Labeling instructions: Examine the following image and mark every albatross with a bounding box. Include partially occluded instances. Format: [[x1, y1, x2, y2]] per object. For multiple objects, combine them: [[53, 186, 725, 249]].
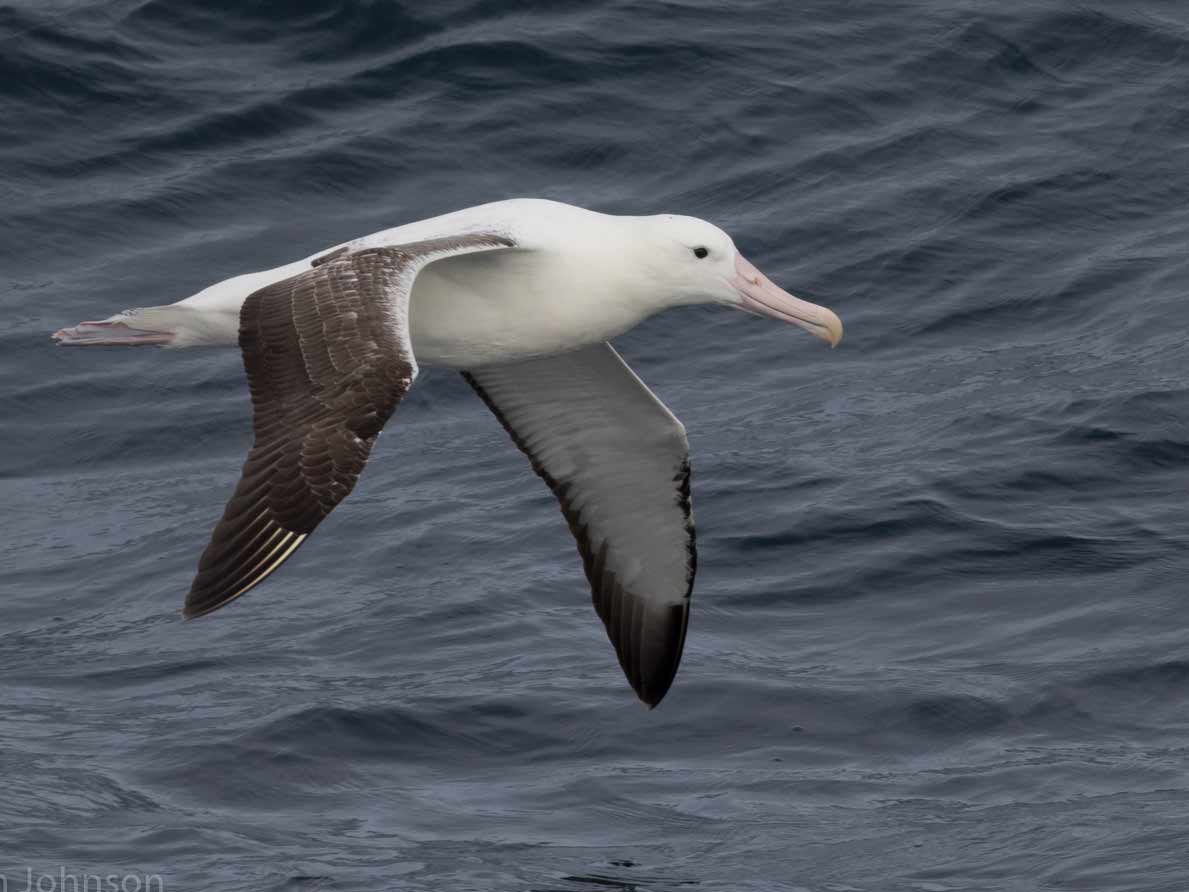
[[53, 198, 843, 707]]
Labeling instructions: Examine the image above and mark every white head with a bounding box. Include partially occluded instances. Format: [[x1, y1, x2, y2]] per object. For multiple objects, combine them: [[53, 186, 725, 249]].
[[635, 213, 843, 347]]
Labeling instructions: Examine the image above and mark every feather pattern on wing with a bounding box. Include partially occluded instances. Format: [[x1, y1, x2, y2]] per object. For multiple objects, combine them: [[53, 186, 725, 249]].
[[185, 233, 514, 618], [463, 343, 695, 706]]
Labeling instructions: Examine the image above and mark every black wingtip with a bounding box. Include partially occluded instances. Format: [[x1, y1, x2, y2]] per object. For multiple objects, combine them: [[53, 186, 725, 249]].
[[181, 572, 272, 620], [633, 662, 680, 709], [181, 521, 311, 620], [181, 596, 222, 620], [641, 690, 668, 710], [608, 599, 689, 710], [181, 601, 215, 620]]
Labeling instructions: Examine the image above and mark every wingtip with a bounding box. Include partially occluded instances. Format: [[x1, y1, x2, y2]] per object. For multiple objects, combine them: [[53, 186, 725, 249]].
[[182, 530, 309, 621], [641, 693, 666, 710], [601, 594, 688, 713], [636, 677, 676, 710], [181, 596, 219, 620], [181, 586, 248, 621]]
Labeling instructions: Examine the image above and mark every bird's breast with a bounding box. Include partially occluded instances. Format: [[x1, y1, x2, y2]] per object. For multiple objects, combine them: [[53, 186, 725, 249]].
[[407, 254, 648, 369]]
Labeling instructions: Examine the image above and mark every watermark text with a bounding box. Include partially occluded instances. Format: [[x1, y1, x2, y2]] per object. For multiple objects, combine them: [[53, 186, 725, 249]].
[[2, 869, 163, 892]]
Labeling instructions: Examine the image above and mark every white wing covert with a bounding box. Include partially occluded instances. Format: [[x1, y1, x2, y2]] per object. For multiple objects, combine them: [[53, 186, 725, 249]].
[[464, 343, 695, 707]]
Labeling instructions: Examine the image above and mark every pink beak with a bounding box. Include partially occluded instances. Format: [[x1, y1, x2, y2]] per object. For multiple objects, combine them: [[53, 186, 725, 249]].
[[732, 254, 843, 347]]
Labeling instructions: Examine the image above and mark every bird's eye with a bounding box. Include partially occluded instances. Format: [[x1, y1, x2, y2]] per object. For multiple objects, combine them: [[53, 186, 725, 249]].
[[693, 246, 709, 259]]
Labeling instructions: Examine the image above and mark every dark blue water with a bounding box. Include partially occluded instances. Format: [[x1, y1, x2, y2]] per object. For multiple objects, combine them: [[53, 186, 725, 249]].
[[3, 1, 1189, 889]]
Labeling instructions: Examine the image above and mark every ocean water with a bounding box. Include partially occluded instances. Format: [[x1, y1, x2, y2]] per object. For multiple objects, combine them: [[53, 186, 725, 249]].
[[3, 1, 1189, 889]]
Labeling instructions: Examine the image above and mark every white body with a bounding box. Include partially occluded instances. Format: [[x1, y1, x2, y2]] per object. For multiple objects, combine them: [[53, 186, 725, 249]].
[[166, 199, 690, 367], [56, 197, 842, 359]]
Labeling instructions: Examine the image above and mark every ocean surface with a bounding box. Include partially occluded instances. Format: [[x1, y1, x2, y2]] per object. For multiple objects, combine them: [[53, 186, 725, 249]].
[[3, 1, 1188, 889]]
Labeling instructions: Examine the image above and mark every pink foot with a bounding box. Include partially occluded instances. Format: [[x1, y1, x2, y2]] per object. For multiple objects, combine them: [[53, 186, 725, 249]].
[[52, 320, 175, 347]]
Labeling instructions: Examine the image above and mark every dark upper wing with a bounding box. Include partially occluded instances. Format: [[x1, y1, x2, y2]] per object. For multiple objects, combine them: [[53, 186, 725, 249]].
[[185, 233, 513, 618], [463, 344, 695, 707]]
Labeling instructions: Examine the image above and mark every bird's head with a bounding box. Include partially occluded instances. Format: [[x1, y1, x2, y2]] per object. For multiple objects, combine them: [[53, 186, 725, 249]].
[[640, 214, 843, 347]]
